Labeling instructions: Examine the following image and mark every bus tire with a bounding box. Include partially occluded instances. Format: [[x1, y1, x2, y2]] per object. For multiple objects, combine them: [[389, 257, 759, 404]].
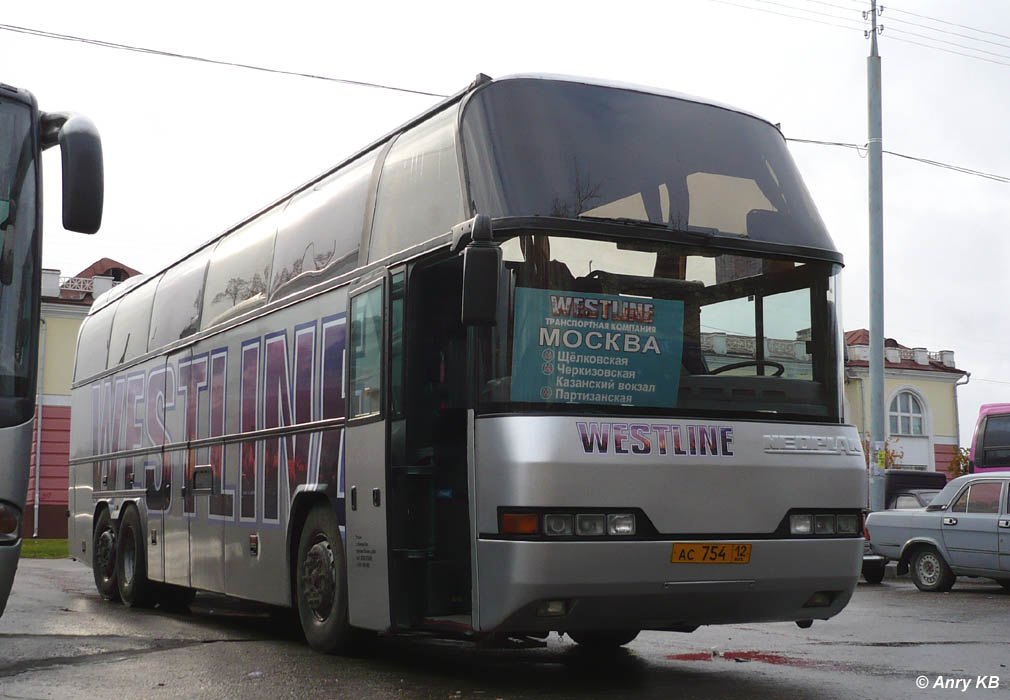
[[115, 506, 153, 607], [568, 629, 640, 649], [862, 560, 886, 584], [909, 547, 955, 593], [92, 508, 120, 602], [296, 503, 351, 654]]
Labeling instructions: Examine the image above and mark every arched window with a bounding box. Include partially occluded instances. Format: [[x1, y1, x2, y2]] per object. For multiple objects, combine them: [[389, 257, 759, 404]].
[[889, 391, 924, 435]]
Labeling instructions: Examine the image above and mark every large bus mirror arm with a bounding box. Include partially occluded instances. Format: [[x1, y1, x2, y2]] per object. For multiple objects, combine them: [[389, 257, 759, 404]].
[[460, 214, 500, 327], [40, 111, 104, 234]]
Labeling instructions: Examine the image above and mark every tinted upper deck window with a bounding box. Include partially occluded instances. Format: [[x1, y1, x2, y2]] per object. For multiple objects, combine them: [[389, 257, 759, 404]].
[[149, 247, 212, 350], [369, 107, 464, 262], [271, 152, 375, 299], [75, 300, 119, 380], [107, 275, 160, 368], [202, 209, 279, 329], [461, 79, 834, 252]]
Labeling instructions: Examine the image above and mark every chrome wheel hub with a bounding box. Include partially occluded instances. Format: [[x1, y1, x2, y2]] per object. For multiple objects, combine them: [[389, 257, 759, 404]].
[[302, 538, 336, 622]]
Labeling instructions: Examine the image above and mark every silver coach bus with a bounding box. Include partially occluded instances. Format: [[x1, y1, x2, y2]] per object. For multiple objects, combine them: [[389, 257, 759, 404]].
[[69, 74, 864, 652]]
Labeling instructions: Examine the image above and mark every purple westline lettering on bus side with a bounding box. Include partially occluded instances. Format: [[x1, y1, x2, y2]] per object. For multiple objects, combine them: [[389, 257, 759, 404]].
[[108, 376, 127, 490], [240, 339, 260, 521], [124, 372, 146, 488], [575, 422, 735, 458], [209, 349, 233, 518], [263, 332, 288, 522], [319, 315, 346, 498], [178, 354, 209, 515]]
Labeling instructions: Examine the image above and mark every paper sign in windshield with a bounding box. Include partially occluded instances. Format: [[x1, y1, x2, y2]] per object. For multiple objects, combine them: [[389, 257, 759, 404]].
[[510, 289, 684, 407]]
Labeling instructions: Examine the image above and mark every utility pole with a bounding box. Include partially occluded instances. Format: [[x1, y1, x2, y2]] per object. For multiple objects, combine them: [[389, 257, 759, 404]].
[[867, 0, 886, 511]]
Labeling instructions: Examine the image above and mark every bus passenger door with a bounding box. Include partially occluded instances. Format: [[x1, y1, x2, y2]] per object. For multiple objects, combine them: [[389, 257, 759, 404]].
[[343, 277, 391, 630]]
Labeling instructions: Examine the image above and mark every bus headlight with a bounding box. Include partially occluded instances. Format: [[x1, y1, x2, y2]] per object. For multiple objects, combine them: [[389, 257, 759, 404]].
[[544, 514, 573, 536], [789, 514, 813, 535], [607, 513, 636, 536], [836, 514, 860, 535], [814, 514, 836, 535], [0, 502, 22, 544], [576, 514, 606, 536]]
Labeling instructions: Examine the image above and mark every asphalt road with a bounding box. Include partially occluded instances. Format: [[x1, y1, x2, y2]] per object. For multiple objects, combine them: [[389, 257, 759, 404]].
[[1, 559, 1008, 699]]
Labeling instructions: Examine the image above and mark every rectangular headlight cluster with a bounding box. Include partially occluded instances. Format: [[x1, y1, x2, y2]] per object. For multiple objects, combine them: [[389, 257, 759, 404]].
[[789, 512, 861, 536], [504, 511, 636, 537]]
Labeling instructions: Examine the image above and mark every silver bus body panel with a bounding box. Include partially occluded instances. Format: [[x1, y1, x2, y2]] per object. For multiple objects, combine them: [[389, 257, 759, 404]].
[[0, 420, 33, 615], [474, 416, 865, 534], [344, 418, 391, 630], [473, 415, 864, 632], [70, 283, 353, 608]]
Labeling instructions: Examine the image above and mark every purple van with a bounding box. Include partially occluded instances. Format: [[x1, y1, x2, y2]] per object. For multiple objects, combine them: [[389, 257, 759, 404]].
[[969, 403, 1010, 472]]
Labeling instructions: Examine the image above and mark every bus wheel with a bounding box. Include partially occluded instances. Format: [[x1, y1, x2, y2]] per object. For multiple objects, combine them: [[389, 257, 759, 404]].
[[568, 629, 640, 650], [115, 506, 153, 607], [92, 509, 120, 602], [909, 547, 955, 592], [296, 503, 351, 653]]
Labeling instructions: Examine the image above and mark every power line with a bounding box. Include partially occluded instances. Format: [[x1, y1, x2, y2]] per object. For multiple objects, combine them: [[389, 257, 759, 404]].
[[0, 22, 449, 98], [740, 0, 866, 27], [883, 15, 1010, 52], [884, 24, 1010, 62], [886, 35, 1010, 69], [787, 138, 1010, 184], [884, 3, 1010, 43], [704, 0, 865, 33]]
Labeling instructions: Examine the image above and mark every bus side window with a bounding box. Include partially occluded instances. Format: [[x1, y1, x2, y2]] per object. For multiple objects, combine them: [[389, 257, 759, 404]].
[[149, 247, 212, 352], [106, 274, 160, 368], [75, 301, 119, 381], [368, 107, 464, 263], [271, 152, 376, 301], [201, 210, 279, 329]]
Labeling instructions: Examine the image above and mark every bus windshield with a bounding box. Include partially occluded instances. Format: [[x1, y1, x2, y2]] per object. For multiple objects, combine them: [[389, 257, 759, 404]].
[[462, 79, 833, 252], [0, 98, 38, 410], [479, 233, 841, 421]]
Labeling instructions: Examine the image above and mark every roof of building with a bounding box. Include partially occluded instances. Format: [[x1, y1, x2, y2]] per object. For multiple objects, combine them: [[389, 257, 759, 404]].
[[844, 328, 963, 374]]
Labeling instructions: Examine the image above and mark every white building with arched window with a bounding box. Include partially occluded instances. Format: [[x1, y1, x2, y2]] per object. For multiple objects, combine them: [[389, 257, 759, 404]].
[[843, 329, 968, 478]]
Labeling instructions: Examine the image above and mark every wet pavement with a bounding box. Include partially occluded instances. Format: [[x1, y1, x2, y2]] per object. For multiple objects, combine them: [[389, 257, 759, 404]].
[[1, 559, 1008, 699]]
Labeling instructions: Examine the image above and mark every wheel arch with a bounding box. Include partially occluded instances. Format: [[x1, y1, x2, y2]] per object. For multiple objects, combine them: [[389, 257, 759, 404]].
[[287, 492, 336, 608]]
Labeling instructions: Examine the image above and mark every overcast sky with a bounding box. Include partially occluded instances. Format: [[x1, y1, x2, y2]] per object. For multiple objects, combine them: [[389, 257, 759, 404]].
[[2, 0, 1007, 446]]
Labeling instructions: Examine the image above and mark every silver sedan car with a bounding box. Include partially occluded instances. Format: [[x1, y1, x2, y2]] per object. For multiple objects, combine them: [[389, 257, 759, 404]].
[[866, 471, 1010, 592]]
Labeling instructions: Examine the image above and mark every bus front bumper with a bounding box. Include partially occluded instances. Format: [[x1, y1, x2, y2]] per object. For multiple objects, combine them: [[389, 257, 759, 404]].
[[0, 540, 22, 616], [476, 537, 861, 633]]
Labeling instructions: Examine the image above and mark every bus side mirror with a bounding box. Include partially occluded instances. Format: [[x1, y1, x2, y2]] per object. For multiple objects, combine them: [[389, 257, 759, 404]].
[[41, 112, 104, 234], [461, 214, 500, 326]]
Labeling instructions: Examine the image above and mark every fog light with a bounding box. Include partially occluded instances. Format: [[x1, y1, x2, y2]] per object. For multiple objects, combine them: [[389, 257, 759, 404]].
[[607, 513, 636, 536], [814, 514, 835, 535], [544, 514, 573, 536], [789, 514, 812, 535], [836, 514, 859, 535], [576, 514, 606, 536], [536, 600, 568, 617], [0, 502, 21, 544], [802, 591, 837, 608]]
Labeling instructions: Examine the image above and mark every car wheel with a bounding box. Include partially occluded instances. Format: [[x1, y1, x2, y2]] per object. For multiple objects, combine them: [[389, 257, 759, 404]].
[[862, 561, 886, 584], [92, 509, 120, 601], [296, 503, 352, 653], [116, 506, 153, 607], [909, 548, 955, 592], [568, 629, 640, 650]]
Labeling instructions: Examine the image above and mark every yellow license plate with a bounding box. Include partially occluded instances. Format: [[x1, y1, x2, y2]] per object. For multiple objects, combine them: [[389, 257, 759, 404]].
[[671, 543, 751, 564]]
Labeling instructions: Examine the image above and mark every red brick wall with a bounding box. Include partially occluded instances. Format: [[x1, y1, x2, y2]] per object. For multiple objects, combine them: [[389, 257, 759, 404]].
[[22, 405, 71, 538], [934, 444, 957, 481]]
